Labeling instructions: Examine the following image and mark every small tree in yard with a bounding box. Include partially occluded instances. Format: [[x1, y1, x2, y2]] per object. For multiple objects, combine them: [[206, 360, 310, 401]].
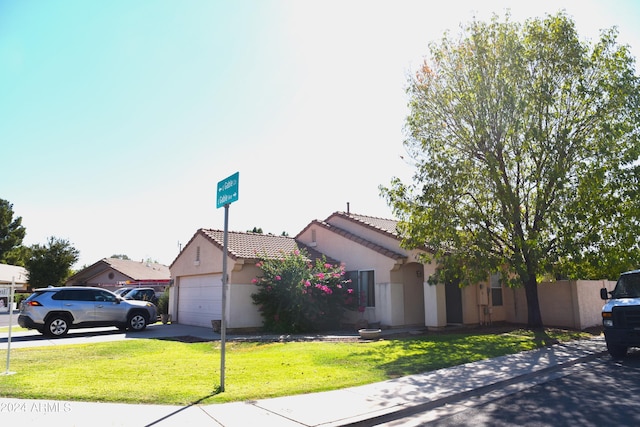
[[26, 237, 80, 288], [251, 249, 357, 333], [382, 12, 640, 329]]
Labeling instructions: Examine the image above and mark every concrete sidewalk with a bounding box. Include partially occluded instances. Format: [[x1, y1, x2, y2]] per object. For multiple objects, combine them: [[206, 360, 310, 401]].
[[0, 324, 608, 426]]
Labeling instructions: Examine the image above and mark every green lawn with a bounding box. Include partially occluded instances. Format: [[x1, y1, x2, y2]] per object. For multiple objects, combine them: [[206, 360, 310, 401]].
[[0, 328, 591, 405]]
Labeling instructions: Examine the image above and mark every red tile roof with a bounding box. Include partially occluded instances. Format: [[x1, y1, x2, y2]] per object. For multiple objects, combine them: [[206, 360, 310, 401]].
[[331, 211, 400, 238], [197, 229, 338, 264]]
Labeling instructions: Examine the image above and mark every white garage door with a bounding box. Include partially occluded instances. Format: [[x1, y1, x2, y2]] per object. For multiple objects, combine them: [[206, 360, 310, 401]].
[[177, 274, 222, 328]]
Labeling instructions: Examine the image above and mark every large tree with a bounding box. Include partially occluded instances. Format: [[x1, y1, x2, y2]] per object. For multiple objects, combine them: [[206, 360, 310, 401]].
[[0, 198, 27, 266], [382, 13, 640, 328], [26, 237, 80, 288]]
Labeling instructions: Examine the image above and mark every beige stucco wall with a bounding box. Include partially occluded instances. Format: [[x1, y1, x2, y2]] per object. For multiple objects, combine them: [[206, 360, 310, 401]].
[[500, 279, 616, 329], [327, 216, 410, 257], [170, 234, 264, 330], [298, 224, 405, 326]]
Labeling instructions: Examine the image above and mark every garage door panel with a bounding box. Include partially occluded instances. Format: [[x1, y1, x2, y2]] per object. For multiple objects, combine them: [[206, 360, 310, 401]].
[[178, 274, 222, 328]]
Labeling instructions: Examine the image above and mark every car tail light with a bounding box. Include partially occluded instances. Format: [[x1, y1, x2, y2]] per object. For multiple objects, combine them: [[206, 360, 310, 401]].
[[26, 301, 42, 306]]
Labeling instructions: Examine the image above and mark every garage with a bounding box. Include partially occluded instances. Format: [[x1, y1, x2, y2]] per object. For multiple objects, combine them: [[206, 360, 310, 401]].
[[176, 274, 222, 328]]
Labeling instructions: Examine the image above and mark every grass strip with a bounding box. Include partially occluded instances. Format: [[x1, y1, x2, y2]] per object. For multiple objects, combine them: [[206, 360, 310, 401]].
[[0, 328, 590, 405]]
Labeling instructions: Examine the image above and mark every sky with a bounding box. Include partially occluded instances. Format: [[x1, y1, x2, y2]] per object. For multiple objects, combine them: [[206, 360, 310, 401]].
[[1, 0, 639, 269]]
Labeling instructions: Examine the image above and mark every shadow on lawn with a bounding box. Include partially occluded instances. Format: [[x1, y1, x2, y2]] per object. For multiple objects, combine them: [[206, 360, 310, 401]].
[[145, 389, 222, 427]]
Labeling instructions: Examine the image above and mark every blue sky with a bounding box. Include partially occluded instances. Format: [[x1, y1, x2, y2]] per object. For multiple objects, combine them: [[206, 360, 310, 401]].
[[1, 0, 639, 269]]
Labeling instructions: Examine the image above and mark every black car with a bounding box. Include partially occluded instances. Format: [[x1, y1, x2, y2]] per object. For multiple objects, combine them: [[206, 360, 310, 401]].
[[123, 287, 160, 305]]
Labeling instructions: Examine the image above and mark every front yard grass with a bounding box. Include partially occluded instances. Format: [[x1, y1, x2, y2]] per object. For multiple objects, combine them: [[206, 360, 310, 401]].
[[0, 328, 591, 405]]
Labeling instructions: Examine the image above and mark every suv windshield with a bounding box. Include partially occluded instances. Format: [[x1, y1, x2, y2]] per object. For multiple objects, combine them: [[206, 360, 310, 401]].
[[612, 272, 640, 298]]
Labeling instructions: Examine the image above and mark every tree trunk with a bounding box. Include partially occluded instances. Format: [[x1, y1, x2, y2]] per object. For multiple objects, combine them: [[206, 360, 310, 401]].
[[523, 275, 543, 329]]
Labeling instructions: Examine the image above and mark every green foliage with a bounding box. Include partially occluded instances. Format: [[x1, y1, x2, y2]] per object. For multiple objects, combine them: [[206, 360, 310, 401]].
[[110, 254, 130, 260], [0, 198, 27, 266], [381, 12, 640, 327], [157, 288, 169, 315], [251, 249, 357, 332], [25, 237, 80, 288]]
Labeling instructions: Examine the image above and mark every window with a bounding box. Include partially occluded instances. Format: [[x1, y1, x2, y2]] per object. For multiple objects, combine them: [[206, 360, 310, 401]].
[[490, 273, 503, 306], [52, 290, 94, 301], [196, 246, 200, 262], [94, 290, 117, 302], [346, 270, 375, 307]]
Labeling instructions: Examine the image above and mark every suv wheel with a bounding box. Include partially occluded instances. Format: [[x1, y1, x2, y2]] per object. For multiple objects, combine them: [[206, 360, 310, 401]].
[[128, 312, 148, 331], [45, 315, 70, 337]]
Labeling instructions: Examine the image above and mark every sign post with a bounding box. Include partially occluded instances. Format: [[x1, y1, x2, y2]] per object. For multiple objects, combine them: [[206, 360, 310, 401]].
[[1, 280, 16, 376], [216, 172, 239, 392]]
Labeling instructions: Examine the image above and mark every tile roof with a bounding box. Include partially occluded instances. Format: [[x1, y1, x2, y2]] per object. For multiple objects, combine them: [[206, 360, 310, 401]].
[[198, 229, 338, 264], [103, 258, 170, 280], [0, 263, 29, 284], [67, 258, 170, 284], [332, 211, 400, 238]]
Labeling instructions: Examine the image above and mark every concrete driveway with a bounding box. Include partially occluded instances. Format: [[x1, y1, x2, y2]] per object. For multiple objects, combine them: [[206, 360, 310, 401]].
[[1, 321, 220, 350]]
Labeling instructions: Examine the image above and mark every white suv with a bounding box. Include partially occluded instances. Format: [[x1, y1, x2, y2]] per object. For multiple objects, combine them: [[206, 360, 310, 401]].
[[18, 287, 157, 337], [601, 270, 640, 358]]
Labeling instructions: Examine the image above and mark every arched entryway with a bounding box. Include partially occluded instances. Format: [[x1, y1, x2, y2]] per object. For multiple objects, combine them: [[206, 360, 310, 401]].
[[402, 263, 426, 325]]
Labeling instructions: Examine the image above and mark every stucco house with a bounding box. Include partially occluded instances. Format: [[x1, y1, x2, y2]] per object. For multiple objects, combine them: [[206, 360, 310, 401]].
[[0, 263, 29, 289], [66, 257, 170, 292], [168, 229, 332, 329], [169, 211, 609, 332], [0, 263, 29, 310]]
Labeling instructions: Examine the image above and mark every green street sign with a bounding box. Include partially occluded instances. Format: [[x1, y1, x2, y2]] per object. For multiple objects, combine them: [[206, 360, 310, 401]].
[[216, 172, 239, 208]]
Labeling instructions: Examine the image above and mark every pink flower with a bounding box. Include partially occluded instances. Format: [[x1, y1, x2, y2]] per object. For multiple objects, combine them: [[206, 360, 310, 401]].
[[275, 275, 281, 281], [317, 273, 325, 280], [251, 278, 258, 284], [324, 263, 332, 269], [304, 280, 311, 287], [347, 288, 354, 294]]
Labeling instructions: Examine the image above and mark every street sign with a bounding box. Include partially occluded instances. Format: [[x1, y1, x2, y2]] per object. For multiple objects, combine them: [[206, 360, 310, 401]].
[[216, 172, 239, 208], [215, 171, 239, 391]]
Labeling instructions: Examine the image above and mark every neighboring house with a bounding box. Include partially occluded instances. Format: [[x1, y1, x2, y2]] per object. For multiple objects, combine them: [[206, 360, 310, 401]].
[[66, 258, 170, 293], [0, 263, 29, 289], [0, 263, 29, 310], [170, 211, 611, 331]]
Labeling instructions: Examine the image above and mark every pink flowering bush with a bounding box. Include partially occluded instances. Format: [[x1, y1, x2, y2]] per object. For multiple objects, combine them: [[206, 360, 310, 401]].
[[251, 249, 357, 332]]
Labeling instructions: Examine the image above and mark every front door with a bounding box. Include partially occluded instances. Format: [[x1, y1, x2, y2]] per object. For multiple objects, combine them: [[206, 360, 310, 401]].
[[445, 279, 463, 324]]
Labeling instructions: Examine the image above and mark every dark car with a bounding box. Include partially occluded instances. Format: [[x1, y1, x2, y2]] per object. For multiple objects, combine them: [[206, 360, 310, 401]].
[[123, 287, 160, 305]]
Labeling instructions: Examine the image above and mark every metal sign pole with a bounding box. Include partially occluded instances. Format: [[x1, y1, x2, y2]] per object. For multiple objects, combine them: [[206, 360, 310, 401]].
[[220, 204, 229, 392], [216, 171, 238, 393]]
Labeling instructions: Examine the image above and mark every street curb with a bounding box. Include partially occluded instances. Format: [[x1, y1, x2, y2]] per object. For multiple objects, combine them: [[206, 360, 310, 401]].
[[340, 347, 608, 427]]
